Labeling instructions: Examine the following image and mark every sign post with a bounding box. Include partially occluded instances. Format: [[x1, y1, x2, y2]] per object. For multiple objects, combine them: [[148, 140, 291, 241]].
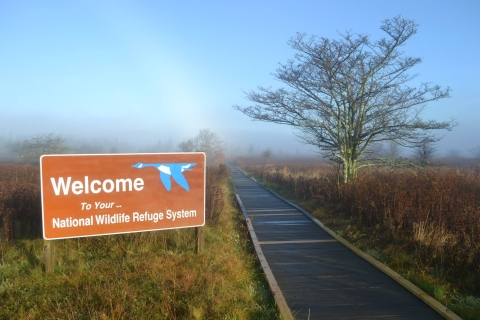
[[44, 240, 54, 274], [196, 227, 205, 253], [40, 153, 206, 271]]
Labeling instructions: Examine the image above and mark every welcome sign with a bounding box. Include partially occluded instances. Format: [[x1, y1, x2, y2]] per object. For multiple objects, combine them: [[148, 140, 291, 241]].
[[40, 153, 205, 240]]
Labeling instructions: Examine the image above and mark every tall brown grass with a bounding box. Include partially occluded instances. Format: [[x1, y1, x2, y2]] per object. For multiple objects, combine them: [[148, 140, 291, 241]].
[[0, 165, 41, 243], [205, 164, 229, 226], [0, 163, 278, 319], [242, 162, 480, 294], [0, 163, 229, 242]]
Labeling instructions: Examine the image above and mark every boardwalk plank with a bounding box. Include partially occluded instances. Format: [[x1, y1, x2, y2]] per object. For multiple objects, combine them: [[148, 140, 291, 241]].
[[229, 166, 449, 320]]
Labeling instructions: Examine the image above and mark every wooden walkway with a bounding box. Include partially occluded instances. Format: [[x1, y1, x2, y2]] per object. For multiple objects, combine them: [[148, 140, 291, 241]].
[[229, 166, 451, 320]]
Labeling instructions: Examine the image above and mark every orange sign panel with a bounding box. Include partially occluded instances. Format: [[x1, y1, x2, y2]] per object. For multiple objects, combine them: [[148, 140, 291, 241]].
[[40, 153, 205, 240]]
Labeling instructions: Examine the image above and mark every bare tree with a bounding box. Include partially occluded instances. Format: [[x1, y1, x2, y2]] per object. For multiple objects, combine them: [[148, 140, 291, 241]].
[[261, 149, 272, 165], [9, 133, 70, 163], [178, 129, 225, 165], [363, 142, 385, 160], [234, 16, 455, 183], [177, 139, 197, 153], [385, 141, 401, 159], [446, 149, 462, 159], [248, 144, 255, 156], [470, 146, 480, 173], [412, 138, 438, 167]]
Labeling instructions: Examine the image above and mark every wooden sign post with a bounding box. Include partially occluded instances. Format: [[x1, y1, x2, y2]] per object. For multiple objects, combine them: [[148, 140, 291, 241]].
[[40, 153, 206, 272], [196, 227, 205, 253], [44, 240, 54, 274]]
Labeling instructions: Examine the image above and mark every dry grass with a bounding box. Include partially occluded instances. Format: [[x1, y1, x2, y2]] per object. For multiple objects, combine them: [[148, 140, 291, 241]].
[[0, 164, 41, 243], [0, 164, 278, 319], [239, 159, 480, 319], [412, 220, 456, 252]]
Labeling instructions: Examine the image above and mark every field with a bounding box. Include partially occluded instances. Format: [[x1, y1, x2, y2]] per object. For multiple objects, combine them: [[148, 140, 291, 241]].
[[0, 163, 278, 319], [236, 157, 480, 319]]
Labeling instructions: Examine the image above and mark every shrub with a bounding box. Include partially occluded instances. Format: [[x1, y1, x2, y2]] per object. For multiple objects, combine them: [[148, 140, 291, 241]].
[[0, 165, 41, 243], [243, 163, 480, 293]]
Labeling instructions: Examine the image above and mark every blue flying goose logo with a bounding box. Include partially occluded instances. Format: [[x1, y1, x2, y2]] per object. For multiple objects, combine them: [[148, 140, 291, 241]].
[[132, 162, 196, 191]]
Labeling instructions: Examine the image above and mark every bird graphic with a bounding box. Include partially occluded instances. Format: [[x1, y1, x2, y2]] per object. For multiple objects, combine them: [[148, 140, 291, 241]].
[[132, 162, 196, 191]]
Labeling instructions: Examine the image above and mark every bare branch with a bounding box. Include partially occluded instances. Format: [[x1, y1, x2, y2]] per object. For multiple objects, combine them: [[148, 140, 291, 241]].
[[177, 129, 225, 166], [233, 16, 455, 183]]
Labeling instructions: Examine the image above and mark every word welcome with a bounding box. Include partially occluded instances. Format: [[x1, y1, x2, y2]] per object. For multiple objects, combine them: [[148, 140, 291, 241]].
[[50, 176, 144, 196]]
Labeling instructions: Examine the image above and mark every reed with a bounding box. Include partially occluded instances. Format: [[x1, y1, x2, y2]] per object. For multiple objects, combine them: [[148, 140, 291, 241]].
[[241, 162, 480, 306], [0, 163, 278, 319]]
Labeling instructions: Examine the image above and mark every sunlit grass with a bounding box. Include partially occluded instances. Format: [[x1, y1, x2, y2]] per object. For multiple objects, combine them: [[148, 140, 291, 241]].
[[0, 166, 279, 319], [241, 161, 480, 320]]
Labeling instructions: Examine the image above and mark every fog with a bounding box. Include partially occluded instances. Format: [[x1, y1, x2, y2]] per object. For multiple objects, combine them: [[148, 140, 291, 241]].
[[0, 113, 314, 158], [1, 1, 479, 162]]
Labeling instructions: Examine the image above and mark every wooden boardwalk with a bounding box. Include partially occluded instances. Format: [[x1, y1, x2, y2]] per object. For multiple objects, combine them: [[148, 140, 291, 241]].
[[229, 166, 450, 320]]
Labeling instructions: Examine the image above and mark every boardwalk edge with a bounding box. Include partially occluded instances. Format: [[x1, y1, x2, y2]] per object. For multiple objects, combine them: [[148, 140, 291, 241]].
[[264, 184, 462, 320], [235, 194, 295, 320]]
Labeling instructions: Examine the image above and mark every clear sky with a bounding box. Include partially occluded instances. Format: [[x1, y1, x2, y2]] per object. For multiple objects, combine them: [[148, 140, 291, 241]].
[[1, 0, 479, 156]]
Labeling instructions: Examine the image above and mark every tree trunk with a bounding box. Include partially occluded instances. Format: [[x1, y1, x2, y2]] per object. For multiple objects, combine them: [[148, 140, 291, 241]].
[[342, 157, 358, 184]]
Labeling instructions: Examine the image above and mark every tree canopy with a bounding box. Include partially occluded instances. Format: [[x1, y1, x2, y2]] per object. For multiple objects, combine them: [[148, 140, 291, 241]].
[[234, 16, 455, 183], [9, 133, 70, 163], [178, 129, 225, 166]]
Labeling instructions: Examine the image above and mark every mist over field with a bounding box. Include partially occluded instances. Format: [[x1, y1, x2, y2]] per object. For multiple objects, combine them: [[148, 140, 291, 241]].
[[1, 1, 479, 161], [0, 115, 314, 159], [0, 116, 473, 163]]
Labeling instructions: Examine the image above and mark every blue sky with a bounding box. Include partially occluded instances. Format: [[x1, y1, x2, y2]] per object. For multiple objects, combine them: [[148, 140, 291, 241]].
[[1, 0, 479, 156]]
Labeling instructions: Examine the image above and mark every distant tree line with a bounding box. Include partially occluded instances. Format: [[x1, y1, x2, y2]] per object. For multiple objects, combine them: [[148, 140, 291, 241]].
[[7, 133, 70, 163]]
